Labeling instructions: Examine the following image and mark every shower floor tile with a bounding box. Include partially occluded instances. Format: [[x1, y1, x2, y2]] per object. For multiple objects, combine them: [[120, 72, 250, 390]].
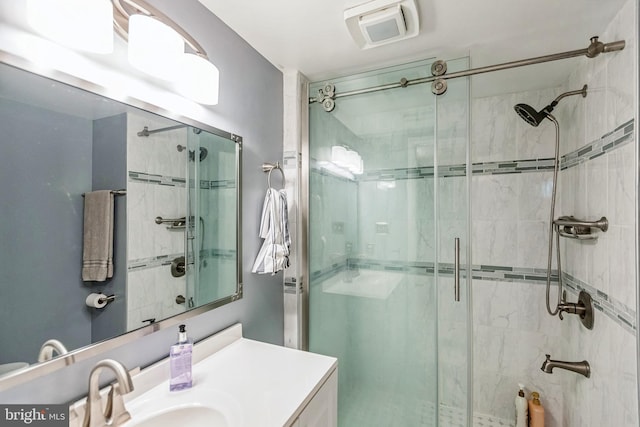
[[339, 385, 513, 427]]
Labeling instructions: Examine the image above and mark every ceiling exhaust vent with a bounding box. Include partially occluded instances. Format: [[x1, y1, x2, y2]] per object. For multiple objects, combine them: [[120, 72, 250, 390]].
[[344, 0, 419, 49]]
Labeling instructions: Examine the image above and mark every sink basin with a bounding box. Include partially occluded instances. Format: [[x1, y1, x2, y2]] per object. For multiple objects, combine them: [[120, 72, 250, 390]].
[[127, 404, 228, 427], [124, 387, 242, 427]]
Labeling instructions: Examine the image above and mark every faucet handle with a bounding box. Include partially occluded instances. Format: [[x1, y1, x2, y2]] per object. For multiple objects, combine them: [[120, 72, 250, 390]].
[[105, 384, 132, 426]]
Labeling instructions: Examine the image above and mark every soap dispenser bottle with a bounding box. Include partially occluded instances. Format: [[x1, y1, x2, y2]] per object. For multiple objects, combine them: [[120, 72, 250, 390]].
[[169, 324, 193, 391], [515, 384, 527, 427], [528, 391, 545, 427]]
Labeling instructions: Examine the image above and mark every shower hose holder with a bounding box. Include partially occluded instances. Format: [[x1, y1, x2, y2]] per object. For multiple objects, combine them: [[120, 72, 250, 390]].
[[554, 216, 608, 240]]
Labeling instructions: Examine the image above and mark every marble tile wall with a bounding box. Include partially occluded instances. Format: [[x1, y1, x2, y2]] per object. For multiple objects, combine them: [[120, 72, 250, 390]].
[[471, 1, 637, 426], [125, 112, 188, 331], [555, 0, 637, 425]]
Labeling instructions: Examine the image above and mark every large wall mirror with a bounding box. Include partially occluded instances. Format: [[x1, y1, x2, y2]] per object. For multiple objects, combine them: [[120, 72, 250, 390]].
[[0, 61, 242, 383]]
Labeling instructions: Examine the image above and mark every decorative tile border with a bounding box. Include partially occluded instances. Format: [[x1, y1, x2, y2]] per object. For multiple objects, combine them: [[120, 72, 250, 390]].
[[129, 249, 237, 272], [472, 158, 555, 175], [129, 171, 186, 187], [563, 273, 636, 335], [561, 118, 634, 169], [310, 258, 636, 334], [200, 179, 237, 189], [310, 119, 634, 181], [200, 248, 237, 260], [129, 171, 235, 190], [128, 252, 184, 271]]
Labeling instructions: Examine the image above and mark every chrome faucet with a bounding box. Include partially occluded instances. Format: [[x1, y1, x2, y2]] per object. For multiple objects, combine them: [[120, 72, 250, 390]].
[[541, 354, 590, 378], [82, 359, 134, 427]]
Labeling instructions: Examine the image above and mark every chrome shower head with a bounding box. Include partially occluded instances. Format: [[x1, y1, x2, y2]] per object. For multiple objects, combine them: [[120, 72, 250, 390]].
[[514, 85, 588, 127]]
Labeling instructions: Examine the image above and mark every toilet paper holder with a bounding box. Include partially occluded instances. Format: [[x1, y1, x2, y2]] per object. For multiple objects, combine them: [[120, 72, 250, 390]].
[[99, 294, 116, 305]]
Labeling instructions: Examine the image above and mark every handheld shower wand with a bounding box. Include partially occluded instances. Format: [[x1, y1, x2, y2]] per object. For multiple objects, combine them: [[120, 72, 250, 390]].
[[513, 85, 588, 317]]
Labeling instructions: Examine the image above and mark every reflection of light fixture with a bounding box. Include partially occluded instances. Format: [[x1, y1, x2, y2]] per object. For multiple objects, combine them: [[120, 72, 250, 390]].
[[317, 161, 355, 181], [27, 0, 114, 54], [331, 145, 364, 175], [377, 180, 396, 190], [331, 146, 350, 168], [346, 150, 363, 174], [127, 14, 183, 81], [113, 0, 221, 105]]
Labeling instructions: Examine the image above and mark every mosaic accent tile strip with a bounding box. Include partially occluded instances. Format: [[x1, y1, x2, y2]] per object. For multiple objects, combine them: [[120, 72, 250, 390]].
[[128, 252, 184, 271], [563, 273, 636, 334], [129, 171, 186, 187], [472, 158, 555, 176], [200, 248, 237, 260], [561, 118, 634, 170], [311, 257, 636, 334], [129, 171, 234, 190], [310, 119, 634, 181], [207, 179, 237, 189]]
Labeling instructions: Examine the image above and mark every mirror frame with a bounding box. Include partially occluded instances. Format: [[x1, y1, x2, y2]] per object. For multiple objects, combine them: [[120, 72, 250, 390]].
[[0, 50, 243, 392]]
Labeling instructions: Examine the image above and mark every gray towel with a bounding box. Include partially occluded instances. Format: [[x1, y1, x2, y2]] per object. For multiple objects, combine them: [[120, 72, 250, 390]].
[[82, 190, 114, 282]]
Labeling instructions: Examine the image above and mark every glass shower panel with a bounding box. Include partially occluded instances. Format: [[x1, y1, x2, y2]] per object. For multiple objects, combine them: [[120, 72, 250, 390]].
[[434, 57, 471, 426], [186, 129, 238, 308], [309, 58, 469, 426]]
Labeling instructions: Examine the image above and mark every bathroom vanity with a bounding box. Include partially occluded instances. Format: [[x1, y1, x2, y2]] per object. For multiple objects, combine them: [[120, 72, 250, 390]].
[[69, 324, 338, 427]]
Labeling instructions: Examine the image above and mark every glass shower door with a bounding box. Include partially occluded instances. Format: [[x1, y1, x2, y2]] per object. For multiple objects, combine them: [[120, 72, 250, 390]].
[[186, 129, 239, 308], [308, 58, 470, 426]]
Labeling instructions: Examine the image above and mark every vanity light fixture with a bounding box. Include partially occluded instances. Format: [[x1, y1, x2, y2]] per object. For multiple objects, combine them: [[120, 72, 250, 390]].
[[177, 53, 220, 105], [27, 0, 114, 54], [27, 0, 220, 105], [113, 0, 220, 105], [127, 14, 184, 81]]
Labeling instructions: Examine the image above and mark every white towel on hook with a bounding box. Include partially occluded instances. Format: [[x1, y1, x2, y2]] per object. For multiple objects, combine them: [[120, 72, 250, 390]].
[[252, 187, 290, 275]]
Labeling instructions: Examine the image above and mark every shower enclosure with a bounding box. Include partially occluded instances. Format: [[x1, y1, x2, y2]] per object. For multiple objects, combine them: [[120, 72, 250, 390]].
[[186, 129, 240, 308], [307, 58, 472, 426]]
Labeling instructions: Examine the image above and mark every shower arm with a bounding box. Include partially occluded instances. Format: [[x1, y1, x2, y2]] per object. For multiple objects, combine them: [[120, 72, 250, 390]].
[[552, 85, 588, 104]]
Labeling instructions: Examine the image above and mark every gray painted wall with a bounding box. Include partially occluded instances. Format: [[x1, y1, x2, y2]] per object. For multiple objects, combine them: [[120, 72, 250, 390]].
[[0, 0, 284, 404], [0, 99, 93, 365], [90, 114, 128, 342]]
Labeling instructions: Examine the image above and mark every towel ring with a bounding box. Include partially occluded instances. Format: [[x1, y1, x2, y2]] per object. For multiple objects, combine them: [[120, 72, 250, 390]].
[[262, 162, 286, 189]]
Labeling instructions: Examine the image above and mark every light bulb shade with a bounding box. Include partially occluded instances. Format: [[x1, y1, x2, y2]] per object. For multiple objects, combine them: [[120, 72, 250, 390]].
[[177, 54, 220, 105], [27, 0, 113, 54], [128, 14, 184, 81]]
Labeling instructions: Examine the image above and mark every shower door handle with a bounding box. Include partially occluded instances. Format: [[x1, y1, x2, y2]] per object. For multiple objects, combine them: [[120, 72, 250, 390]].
[[454, 237, 460, 302]]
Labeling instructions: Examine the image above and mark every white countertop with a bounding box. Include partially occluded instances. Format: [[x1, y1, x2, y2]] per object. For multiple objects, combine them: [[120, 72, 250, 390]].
[[181, 338, 336, 426], [70, 324, 337, 427]]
